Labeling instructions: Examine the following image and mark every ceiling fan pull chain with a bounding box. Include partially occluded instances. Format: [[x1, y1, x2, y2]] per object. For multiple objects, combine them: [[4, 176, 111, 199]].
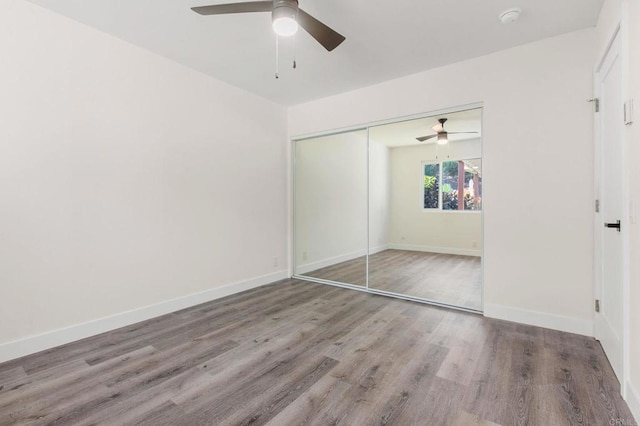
[[275, 35, 280, 79], [293, 33, 297, 69]]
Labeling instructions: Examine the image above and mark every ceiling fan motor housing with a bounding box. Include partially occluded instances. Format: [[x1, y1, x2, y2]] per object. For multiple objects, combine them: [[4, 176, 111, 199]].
[[272, 0, 299, 24]]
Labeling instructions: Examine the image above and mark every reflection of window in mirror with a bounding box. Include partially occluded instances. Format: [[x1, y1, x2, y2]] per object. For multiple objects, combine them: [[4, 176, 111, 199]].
[[423, 163, 440, 209], [423, 159, 482, 211]]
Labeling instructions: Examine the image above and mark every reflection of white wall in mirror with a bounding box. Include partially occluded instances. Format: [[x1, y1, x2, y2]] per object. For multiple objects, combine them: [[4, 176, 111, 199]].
[[389, 138, 482, 256], [294, 131, 368, 273], [368, 140, 391, 254]]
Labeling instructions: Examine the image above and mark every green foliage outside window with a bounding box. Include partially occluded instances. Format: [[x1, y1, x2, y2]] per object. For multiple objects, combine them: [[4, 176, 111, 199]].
[[423, 164, 439, 209]]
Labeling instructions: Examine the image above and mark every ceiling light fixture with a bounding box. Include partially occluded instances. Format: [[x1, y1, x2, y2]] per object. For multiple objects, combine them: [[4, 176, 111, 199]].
[[499, 8, 522, 24], [437, 133, 449, 145], [272, 2, 298, 36]]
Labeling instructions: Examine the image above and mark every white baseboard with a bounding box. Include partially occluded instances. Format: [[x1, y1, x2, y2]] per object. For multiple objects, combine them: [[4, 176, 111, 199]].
[[388, 243, 481, 257], [626, 380, 640, 425], [296, 245, 389, 275], [296, 250, 366, 275], [369, 244, 389, 255], [483, 303, 593, 337], [0, 270, 289, 364]]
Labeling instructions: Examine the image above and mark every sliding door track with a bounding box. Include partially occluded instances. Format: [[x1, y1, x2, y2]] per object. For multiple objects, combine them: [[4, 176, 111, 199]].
[[292, 274, 483, 315]]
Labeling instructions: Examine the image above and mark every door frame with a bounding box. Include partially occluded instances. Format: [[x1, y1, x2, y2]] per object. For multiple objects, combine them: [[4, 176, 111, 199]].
[[593, 23, 630, 396]]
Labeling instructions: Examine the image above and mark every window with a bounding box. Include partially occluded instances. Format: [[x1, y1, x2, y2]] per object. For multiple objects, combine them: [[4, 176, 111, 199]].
[[423, 159, 482, 211], [423, 163, 440, 209]]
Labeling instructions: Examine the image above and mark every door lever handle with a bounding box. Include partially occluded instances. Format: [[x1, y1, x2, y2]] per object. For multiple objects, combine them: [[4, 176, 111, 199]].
[[604, 220, 621, 232]]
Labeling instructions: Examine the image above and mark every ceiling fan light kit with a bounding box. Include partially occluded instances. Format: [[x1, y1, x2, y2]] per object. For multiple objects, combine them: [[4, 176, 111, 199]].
[[272, 0, 298, 36]]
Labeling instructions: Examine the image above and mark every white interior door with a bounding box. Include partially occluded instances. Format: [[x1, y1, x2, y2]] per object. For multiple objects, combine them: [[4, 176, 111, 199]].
[[594, 30, 624, 384]]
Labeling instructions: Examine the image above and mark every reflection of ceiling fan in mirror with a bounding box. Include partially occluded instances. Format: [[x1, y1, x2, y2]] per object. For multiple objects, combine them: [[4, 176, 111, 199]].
[[191, 0, 346, 52], [416, 118, 479, 145]]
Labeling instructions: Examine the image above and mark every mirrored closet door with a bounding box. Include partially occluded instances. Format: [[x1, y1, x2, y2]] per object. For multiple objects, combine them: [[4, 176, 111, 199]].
[[368, 108, 483, 311], [293, 129, 368, 287], [293, 107, 483, 312]]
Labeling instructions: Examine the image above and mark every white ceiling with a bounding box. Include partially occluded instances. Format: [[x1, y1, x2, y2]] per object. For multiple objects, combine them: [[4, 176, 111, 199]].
[[27, 0, 603, 105]]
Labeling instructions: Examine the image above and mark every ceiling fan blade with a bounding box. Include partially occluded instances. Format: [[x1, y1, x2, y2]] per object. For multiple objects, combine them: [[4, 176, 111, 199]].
[[192, 2, 273, 15], [447, 132, 479, 135], [416, 135, 438, 142], [297, 9, 345, 51], [431, 124, 444, 132]]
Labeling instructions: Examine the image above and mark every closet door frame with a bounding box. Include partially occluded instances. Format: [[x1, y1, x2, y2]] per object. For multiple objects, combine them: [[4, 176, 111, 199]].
[[291, 102, 484, 315]]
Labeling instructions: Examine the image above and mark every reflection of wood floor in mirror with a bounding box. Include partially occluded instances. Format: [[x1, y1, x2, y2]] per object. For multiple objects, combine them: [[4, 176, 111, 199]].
[[303, 249, 482, 311]]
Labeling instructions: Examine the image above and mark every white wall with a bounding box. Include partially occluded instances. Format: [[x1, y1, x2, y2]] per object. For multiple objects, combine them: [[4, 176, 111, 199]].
[[289, 28, 596, 335], [388, 139, 482, 256], [0, 0, 288, 360], [294, 131, 368, 273]]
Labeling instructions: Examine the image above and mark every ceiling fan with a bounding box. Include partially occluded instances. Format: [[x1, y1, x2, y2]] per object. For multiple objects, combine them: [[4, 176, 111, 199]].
[[191, 0, 346, 52], [416, 118, 479, 145]]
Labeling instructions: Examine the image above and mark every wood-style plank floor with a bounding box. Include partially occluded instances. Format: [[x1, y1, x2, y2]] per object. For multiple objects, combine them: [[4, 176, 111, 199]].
[[303, 249, 482, 310], [0, 280, 634, 425]]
